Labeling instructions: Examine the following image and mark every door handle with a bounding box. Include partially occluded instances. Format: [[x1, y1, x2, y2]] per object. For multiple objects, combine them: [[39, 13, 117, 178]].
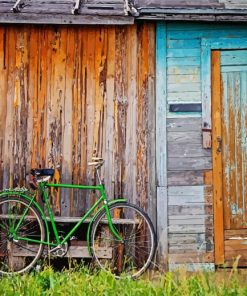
[[216, 136, 222, 153]]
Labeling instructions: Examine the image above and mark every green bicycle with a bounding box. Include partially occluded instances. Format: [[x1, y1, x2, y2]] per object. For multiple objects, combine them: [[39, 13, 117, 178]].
[[0, 158, 156, 278]]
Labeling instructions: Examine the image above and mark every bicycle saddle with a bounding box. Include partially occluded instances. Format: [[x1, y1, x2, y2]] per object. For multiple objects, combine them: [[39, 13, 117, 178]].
[[31, 169, 55, 177]]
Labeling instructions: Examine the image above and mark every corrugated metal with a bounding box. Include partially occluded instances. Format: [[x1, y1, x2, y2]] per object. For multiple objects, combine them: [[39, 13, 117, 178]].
[[0, 24, 156, 219]]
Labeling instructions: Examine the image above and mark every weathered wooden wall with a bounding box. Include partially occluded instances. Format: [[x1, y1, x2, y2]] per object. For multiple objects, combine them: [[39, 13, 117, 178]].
[[161, 22, 247, 270], [0, 23, 156, 221]]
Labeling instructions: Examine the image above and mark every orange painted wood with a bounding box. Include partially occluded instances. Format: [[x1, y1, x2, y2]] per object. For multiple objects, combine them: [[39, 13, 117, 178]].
[[0, 24, 156, 220], [212, 50, 224, 264]]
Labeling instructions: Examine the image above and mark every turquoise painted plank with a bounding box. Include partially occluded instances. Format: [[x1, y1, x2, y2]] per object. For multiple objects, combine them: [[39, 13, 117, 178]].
[[168, 66, 200, 75], [167, 83, 200, 92], [240, 72, 247, 219], [156, 22, 167, 187], [167, 22, 247, 31], [221, 51, 247, 66], [167, 30, 247, 40], [221, 65, 247, 73], [167, 57, 200, 67], [221, 50, 247, 57], [156, 22, 168, 267], [168, 74, 200, 84], [167, 39, 201, 49], [167, 48, 200, 58], [201, 38, 247, 131]]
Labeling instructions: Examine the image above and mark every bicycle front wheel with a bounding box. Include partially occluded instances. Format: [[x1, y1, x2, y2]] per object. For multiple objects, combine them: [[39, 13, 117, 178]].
[[0, 195, 45, 275], [90, 202, 156, 278]]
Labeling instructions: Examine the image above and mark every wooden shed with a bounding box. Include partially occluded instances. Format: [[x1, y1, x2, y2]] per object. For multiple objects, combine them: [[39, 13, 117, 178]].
[[1, 0, 247, 271]]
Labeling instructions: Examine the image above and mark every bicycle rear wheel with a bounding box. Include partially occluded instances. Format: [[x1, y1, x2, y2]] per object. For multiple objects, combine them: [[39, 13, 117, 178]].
[[0, 195, 45, 275], [90, 202, 156, 278]]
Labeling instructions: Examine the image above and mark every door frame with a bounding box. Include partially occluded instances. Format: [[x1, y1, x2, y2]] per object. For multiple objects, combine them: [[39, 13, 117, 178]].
[[202, 38, 247, 264]]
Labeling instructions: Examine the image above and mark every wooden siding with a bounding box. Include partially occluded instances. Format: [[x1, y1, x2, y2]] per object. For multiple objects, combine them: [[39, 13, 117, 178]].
[[0, 24, 156, 221], [163, 22, 247, 268]]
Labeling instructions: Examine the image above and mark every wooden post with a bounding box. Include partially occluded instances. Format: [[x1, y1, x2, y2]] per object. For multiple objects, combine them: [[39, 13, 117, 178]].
[[212, 50, 224, 264], [156, 22, 168, 269]]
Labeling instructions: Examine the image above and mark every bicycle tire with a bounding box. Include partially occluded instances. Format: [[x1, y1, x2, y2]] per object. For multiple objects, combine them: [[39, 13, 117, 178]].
[[90, 202, 156, 279], [0, 194, 45, 275]]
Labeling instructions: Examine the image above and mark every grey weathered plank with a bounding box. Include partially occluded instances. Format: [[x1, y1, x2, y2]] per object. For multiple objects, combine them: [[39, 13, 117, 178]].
[[157, 186, 168, 268], [169, 243, 207, 253], [167, 171, 204, 186], [169, 224, 213, 233], [168, 233, 209, 244], [135, 0, 223, 8], [0, 13, 134, 24], [168, 204, 213, 215], [169, 263, 215, 271], [167, 118, 202, 132], [168, 131, 202, 144], [169, 215, 213, 225], [168, 143, 211, 158], [168, 185, 213, 205], [168, 157, 212, 171]]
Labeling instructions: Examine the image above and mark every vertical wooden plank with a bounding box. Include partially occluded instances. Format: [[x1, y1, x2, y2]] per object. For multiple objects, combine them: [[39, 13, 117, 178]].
[[104, 26, 116, 200], [156, 23, 167, 188], [157, 187, 168, 267], [147, 23, 156, 228], [201, 40, 212, 148], [4, 27, 16, 189], [124, 25, 137, 204], [0, 26, 8, 189], [212, 50, 224, 264], [241, 72, 247, 225], [62, 27, 73, 215], [137, 23, 149, 210], [156, 22, 168, 268], [114, 26, 127, 199]]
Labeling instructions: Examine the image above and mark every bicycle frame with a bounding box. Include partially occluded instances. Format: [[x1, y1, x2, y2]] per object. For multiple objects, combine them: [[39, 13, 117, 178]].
[[12, 181, 126, 248]]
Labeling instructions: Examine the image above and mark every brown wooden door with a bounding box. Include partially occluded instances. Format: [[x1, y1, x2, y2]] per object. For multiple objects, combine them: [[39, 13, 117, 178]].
[[212, 49, 247, 266]]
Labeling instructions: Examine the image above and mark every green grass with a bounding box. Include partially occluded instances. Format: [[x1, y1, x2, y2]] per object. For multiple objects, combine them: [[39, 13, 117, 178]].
[[1, 266, 247, 296]]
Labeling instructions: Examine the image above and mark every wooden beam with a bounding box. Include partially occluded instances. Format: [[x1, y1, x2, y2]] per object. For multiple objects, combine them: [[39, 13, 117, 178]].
[[12, 0, 25, 13], [12, 243, 112, 258], [0, 14, 134, 25], [211, 50, 224, 265]]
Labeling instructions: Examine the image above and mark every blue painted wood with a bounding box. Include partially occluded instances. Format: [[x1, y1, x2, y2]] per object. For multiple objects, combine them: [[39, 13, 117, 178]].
[[222, 65, 247, 73], [201, 38, 247, 131], [220, 51, 247, 231], [168, 83, 200, 93], [167, 48, 200, 58], [168, 74, 200, 84], [221, 50, 247, 66], [156, 22, 168, 268], [167, 39, 201, 49], [168, 30, 247, 40], [156, 22, 167, 187], [168, 66, 200, 75], [167, 57, 200, 67], [167, 22, 247, 31]]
